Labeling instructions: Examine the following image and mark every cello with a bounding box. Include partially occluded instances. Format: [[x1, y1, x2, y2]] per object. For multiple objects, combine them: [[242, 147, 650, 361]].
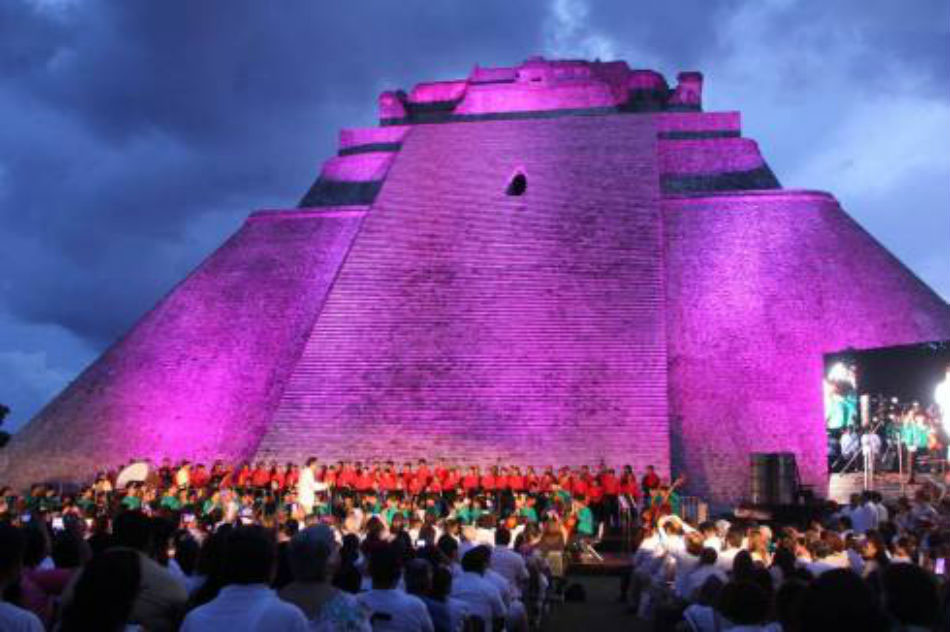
[[642, 474, 686, 526]]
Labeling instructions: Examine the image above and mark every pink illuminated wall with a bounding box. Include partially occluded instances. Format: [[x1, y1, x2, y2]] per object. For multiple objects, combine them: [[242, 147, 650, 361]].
[[0, 208, 366, 487], [665, 191, 950, 502], [255, 114, 671, 473]]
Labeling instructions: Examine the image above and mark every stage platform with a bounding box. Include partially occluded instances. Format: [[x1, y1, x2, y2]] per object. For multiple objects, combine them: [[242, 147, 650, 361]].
[[828, 472, 942, 504]]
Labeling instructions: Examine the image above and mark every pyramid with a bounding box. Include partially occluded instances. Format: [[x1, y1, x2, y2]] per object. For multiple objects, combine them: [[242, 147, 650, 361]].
[[2, 58, 948, 504]]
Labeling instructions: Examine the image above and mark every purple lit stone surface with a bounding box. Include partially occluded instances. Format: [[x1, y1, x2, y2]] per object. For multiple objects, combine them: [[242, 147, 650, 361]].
[[665, 191, 950, 500], [2, 58, 948, 505], [255, 115, 671, 474], [0, 209, 366, 487]]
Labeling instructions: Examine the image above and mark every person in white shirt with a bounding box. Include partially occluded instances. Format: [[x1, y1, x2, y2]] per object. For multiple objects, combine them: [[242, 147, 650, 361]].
[[451, 546, 507, 631], [716, 527, 745, 575], [680, 548, 728, 601], [356, 545, 433, 632], [62, 510, 187, 632], [849, 493, 879, 535], [297, 457, 325, 517], [489, 528, 529, 598], [0, 524, 44, 632], [181, 526, 308, 632], [804, 541, 837, 578]]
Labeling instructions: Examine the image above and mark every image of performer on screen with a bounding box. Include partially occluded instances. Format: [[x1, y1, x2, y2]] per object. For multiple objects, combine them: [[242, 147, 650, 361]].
[[824, 362, 858, 431], [936, 365, 950, 460]]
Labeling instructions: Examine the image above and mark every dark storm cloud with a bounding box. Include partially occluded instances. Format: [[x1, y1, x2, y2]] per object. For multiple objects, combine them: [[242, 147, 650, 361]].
[[1, 0, 947, 430], [0, 0, 549, 344]]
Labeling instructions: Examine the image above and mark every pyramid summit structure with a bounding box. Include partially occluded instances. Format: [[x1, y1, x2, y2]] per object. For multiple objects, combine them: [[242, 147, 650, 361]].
[[3, 57, 948, 504]]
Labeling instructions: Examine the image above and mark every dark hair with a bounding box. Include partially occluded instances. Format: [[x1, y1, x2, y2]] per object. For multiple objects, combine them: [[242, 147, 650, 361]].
[[369, 544, 402, 589], [113, 511, 153, 552], [0, 523, 25, 574], [717, 580, 770, 625], [174, 533, 200, 576], [332, 562, 362, 594], [22, 522, 50, 568], [431, 564, 453, 601], [801, 569, 887, 632], [223, 526, 276, 585], [698, 547, 717, 566], [60, 548, 141, 632], [774, 579, 808, 632], [52, 529, 87, 569], [404, 558, 432, 596], [731, 549, 755, 582], [883, 562, 940, 627], [770, 546, 796, 579], [495, 528, 511, 547], [437, 534, 459, 560], [461, 545, 491, 574]]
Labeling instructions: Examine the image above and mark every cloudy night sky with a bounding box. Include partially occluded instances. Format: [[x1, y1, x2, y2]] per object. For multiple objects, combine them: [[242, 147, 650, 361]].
[[1, 0, 948, 432]]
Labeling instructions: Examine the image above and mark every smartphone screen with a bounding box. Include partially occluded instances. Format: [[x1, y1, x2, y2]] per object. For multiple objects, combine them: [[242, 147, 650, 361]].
[[936, 558, 947, 575], [52, 517, 65, 531]]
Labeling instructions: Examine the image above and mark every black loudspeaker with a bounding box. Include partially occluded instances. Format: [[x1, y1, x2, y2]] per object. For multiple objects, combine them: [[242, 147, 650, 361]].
[[750, 452, 799, 505]]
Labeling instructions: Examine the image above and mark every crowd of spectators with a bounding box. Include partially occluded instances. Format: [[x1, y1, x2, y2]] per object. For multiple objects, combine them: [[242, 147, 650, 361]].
[[0, 457, 658, 631], [628, 485, 950, 631], [2, 456, 949, 630]]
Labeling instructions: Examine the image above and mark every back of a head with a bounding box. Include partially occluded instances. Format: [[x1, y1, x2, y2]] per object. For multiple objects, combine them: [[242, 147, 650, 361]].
[[717, 580, 770, 626], [431, 564, 453, 600], [774, 579, 808, 632], [461, 545, 490, 574], [223, 525, 276, 586], [801, 568, 887, 632], [0, 522, 25, 576], [60, 548, 142, 632], [369, 544, 402, 589], [288, 526, 333, 583], [699, 547, 717, 567], [731, 549, 755, 581], [437, 534, 458, 560], [404, 558, 433, 596], [22, 522, 50, 568], [52, 529, 88, 569], [882, 562, 939, 627], [112, 510, 153, 552], [495, 527, 511, 547], [725, 526, 744, 549]]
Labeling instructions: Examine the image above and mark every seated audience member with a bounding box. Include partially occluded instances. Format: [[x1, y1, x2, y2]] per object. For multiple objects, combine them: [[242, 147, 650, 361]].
[[279, 525, 369, 630], [800, 568, 887, 632], [181, 525, 308, 631], [716, 580, 770, 630], [405, 558, 452, 632], [356, 544, 434, 631], [680, 548, 727, 602], [490, 528, 529, 598], [716, 526, 744, 575], [20, 522, 72, 626], [64, 510, 188, 632], [59, 548, 141, 632], [882, 562, 941, 631], [0, 523, 44, 631], [431, 564, 470, 632], [451, 546, 507, 632]]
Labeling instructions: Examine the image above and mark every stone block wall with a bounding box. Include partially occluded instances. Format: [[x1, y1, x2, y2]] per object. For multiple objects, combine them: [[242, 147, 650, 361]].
[[664, 191, 950, 504], [255, 114, 671, 474], [0, 208, 365, 487]]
